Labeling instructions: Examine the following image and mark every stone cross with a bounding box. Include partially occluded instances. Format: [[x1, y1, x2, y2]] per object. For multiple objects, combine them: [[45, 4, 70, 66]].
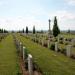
[[66, 45, 72, 57], [55, 42, 58, 52], [28, 54, 33, 75], [49, 19, 51, 35]]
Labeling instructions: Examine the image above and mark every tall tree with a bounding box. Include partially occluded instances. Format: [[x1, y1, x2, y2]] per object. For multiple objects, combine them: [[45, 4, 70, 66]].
[[22, 28, 24, 33], [53, 16, 60, 37], [4, 29, 8, 33], [33, 26, 35, 34], [67, 29, 70, 33], [0, 29, 2, 33], [26, 26, 28, 34]]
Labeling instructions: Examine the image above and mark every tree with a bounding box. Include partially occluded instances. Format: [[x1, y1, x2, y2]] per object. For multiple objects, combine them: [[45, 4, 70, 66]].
[[33, 26, 35, 34], [0, 29, 2, 33], [26, 26, 28, 34], [67, 29, 70, 33], [1, 29, 3, 33], [53, 16, 60, 37], [4, 29, 8, 33], [22, 28, 24, 33]]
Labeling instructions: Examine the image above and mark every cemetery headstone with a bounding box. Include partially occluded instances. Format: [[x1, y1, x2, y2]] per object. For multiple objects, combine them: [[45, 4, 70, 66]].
[[42, 39, 44, 46], [23, 46, 25, 61], [55, 42, 58, 52], [20, 42, 23, 56], [28, 54, 33, 75], [48, 40, 50, 48], [71, 39, 75, 46], [58, 37, 60, 43], [66, 45, 72, 57], [63, 38, 66, 43]]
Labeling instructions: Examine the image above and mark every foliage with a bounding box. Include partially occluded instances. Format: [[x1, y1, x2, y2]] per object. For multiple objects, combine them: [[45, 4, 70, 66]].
[[0, 28, 8, 33], [26, 26, 28, 34], [33, 26, 35, 34], [50, 43, 55, 50], [22, 28, 24, 33], [53, 16, 60, 37]]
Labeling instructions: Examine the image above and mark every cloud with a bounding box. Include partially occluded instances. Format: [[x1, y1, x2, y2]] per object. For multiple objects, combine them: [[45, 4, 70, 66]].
[[48, 10, 75, 30], [0, 9, 75, 31], [0, 16, 47, 31], [65, 0, 75, 5], [49, 10, 75, 20], [0, 1, 8, 6]]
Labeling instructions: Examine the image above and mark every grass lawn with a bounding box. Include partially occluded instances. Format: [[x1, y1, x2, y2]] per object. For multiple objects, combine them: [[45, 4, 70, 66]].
[[16, 34, 75, 75], [59, 33, 75, 38], [0, 34, 20, 75]]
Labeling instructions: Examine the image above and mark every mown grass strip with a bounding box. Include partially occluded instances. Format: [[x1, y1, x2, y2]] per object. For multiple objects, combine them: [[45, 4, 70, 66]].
[[0, 34, 20, 75], [17, 34, 75, 75]]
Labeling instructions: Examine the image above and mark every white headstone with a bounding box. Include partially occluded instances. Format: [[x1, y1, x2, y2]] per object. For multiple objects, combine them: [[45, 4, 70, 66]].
[[63, 38, 66, 43], [55, 42, 58, 52], [39, 38, 41, 44], [42, 39, 44, 46], [58, 37, 60, 43], [71, 39, 75, 46], [48, 40, 50, 48], [28, 54, 33, 75], [23, 46, 25, 61], [66, 45, 71, 57], [20, 42, 22, 52]]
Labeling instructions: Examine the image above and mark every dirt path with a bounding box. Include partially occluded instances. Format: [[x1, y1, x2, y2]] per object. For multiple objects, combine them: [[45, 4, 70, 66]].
[[19, 55, 29, 75], [18, 54, 42, 75]]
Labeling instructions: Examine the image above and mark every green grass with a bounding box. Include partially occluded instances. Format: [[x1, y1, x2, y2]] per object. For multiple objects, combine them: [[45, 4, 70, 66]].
[[16, 34, 75, 75], [59, 33, 75, 38], [0, 34, 20, 75]]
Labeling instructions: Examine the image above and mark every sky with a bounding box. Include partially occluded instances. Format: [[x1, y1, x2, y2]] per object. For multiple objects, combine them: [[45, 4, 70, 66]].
[[0, 0, 75, 31]]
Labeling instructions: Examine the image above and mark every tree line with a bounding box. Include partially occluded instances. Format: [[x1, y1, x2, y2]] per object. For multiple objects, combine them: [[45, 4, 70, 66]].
[[0, 29, 8, 33], [19, 16, 60, 37]]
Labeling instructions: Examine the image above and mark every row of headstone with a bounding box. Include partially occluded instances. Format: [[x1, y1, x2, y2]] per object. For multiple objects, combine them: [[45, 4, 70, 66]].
[[13, 36, 34, 75], [54, 42, 72, 57], [0, 33, 8, 42], [31, 36, 52, 49], [20, 44, 33, 75], [58, 36, 75, 46], [20, 34, 74, 59], [30, 35, 74, 58]]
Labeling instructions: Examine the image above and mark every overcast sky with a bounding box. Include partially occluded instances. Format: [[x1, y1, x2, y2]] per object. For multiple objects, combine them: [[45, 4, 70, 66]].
[[0, 0, 75, 31]]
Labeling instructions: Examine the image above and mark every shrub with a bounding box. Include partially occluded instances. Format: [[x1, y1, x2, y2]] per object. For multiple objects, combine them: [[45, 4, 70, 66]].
[[59, 41, 63, 44], [59, 37, 63, 40], [44, 43, 47, 47], [68, 38, 72, 42], [50, 44, 55, 50], [65, 42, 68, 45], [36, 39, 39, 43], [61, 48, 66, 55], [25, 61, 28, 70], [71, 55, 75, 59], [54, 38, 57, 42]]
